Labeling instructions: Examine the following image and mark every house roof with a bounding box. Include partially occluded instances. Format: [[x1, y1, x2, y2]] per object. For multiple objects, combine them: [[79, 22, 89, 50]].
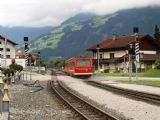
[[16, 51, 25, 56], [87, 34, 159, 51], [0, 35, 18, 45]]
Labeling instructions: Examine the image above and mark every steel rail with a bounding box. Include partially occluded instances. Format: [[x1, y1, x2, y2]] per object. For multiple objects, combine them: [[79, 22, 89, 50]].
[[86, 81, 160, 105], [49, 80, 118, 120]]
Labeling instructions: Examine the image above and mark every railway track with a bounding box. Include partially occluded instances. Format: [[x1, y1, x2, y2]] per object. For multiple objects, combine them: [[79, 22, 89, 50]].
[[48, 80, 118, 120], [86, 81, 160, 105], [51, 69, 66, 76]]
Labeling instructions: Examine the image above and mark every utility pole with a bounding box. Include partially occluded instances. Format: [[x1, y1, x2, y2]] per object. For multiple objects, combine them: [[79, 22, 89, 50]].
[[97, 44, 100, 72], [129, 43, 134, 81], [38, 52, 41, 73], [29, 54, 32, 80]]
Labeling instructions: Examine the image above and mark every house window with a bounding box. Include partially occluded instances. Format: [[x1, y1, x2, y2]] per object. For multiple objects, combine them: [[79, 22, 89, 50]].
[[100, 54, 103, 59], [110, 53, 114, 58], [6, 48, 10, 52], [6, 55, 10, 58], [0, 48, 3, 51]]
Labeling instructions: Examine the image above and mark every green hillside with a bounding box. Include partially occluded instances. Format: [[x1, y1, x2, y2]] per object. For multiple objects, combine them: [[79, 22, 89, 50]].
[[30, 6, 160, 61]]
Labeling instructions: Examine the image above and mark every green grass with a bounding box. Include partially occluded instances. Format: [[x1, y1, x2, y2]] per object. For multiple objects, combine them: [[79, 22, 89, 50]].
[[94, 72, 128, 76], [95, 69, 160, 77], [31, 32, 64, 51], [137, 69, 160, 77], [118, 80, 160, 87], [71, 23, 83, 31], [93, 13, 117, 28]]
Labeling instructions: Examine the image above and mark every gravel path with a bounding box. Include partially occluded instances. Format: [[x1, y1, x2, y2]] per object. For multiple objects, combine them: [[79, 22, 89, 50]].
[[58, 75, 160, 120], [9, 80, 79, 120]]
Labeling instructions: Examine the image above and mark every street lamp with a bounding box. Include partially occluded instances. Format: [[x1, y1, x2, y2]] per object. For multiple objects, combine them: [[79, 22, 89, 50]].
[[97, 44, 100, 71]]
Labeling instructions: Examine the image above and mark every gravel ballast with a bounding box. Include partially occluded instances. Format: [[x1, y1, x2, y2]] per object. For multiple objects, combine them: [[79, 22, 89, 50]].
[[9, 80, 79, 120], [58, 75, 160, 120]]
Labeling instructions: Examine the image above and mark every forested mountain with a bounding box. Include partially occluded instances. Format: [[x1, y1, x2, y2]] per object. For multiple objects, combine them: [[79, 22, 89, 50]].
[[0, 26, 52, 48], [29, 6, 160, 61]]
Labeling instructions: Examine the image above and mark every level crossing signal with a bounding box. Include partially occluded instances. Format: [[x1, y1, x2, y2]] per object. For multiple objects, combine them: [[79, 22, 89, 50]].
[[135, 42, 140, 62]]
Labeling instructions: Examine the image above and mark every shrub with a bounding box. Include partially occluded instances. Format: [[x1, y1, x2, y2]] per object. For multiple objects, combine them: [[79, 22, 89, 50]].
[[9, 64, 23, 72], [154, 60, 160, 69], [2, 68, 14, 77]]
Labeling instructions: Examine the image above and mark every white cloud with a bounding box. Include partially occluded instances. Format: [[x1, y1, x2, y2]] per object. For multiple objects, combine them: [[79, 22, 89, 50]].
[[0, 0, 159, 27]]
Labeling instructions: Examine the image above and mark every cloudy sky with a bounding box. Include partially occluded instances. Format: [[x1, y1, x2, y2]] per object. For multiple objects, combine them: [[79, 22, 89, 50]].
[[0, 0, 160, 27]]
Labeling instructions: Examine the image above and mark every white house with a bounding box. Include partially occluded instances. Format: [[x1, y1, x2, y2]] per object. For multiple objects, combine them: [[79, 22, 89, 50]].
[[0, 35, 18, 67], [87, 34, 160, 72]]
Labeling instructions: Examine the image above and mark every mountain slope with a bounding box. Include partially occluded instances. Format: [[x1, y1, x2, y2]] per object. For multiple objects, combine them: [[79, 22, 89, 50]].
[[30, 6, 160, 61], [62, 13, 96, 25], [0, 26, 52, 48]]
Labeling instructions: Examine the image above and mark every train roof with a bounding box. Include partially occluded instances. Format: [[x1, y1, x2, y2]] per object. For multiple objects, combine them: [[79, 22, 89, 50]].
[[65, 57, 92, 62]]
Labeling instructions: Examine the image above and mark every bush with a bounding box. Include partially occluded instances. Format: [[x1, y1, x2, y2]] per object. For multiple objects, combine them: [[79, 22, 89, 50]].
[[54, 59, 65, 69], [9, 64, 23, 72], [154, 61, 160, 69], [2, 68, 14, 77]]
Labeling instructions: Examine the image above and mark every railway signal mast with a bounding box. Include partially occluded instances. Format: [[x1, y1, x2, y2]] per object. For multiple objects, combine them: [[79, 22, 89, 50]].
[[133, 27, 140, 80], [24, 37, 29, 80]]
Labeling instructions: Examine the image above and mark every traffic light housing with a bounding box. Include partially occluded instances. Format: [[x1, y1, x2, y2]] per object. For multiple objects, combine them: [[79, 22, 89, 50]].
[[24, 43, 29, 50], [24, 37, 29, 50], [128, 43, 135, 55]]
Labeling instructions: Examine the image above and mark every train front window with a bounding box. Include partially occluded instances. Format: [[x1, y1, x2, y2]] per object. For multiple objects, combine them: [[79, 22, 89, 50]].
[[76, 60, 90, 67]]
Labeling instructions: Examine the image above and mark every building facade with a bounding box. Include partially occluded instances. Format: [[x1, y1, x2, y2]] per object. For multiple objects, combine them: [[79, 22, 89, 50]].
[[87, 34, 160, 72], [0, 35, 17, 59], [0, 35, 18, 67]]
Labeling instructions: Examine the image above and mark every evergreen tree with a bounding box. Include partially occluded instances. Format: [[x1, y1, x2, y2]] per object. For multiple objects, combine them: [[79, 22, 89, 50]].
[[154, 25, 160, 40]]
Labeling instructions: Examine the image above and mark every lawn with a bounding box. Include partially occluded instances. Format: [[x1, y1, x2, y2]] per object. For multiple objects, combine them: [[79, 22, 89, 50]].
[[95, 69, 160, 77], [118, 80, 160, 87]]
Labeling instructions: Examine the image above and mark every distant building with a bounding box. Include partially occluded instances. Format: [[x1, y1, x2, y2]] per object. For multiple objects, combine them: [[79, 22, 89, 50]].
[[16, 51, 39, 67], [87, 34, 160, 72], [16, 51, 25, 59]]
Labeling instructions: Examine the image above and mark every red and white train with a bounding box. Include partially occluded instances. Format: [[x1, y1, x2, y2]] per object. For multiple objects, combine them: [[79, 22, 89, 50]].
[[64, 57, 94, 76]]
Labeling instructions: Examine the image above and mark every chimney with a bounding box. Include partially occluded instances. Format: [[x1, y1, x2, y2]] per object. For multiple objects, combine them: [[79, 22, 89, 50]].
[[112, 34, 116, 40]]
